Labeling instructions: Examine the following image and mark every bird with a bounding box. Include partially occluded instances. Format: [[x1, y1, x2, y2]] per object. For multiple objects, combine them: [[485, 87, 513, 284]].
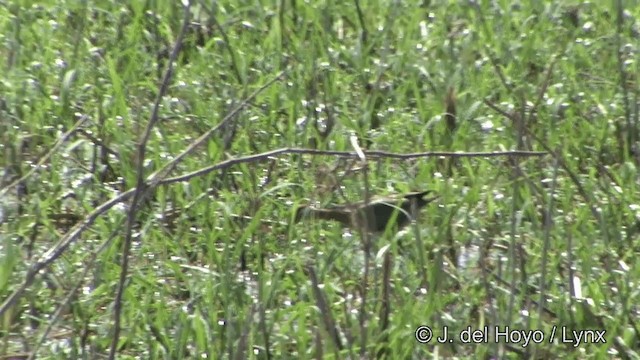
[[294, 190, 438, 234]]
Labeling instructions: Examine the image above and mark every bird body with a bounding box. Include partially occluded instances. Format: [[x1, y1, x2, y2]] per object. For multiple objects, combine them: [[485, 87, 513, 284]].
[[295, 190, 437, 234]]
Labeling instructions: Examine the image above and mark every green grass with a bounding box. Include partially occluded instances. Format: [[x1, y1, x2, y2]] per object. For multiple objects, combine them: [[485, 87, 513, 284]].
[[1, 0, 639, 359]]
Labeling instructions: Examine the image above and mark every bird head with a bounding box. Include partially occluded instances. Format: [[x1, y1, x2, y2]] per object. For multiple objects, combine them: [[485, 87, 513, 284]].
[[404, 190, 438, 205], [294, 205, 310, 223]]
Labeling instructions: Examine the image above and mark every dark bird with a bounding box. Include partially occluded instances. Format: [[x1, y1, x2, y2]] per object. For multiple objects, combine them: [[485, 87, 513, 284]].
[[294, 190, 437, 234]]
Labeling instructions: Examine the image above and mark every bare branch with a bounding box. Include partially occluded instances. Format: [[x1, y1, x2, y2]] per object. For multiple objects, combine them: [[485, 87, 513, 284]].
[[159, 147, 548, 185], [108, 3, 192, 359]]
